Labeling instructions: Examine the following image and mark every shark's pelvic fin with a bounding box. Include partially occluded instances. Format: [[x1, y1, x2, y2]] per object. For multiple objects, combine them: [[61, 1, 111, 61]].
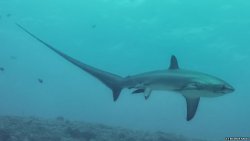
[[132, 89, 145, 94], [17, 23, 124, 101], [184, 95, 200, 121], [169, 55, 179, 69]]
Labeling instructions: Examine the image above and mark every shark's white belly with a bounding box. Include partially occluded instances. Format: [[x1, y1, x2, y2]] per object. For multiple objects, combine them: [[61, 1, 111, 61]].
[[147, 84, 179, 91], [180, 90, 221, 97]]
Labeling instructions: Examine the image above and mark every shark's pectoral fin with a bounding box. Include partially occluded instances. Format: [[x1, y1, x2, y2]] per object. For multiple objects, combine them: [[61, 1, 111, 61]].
[[132, 89, 145, 94], [144, 89, 152, 100], [183, 95, 200, 121]]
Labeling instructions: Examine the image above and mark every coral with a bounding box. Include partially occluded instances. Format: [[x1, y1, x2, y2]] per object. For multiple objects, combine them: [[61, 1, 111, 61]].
[[0, 116, 207, 141], [65, 127, 96, 141], [28, 135, 61, 141], [0, 129, 11, 141]]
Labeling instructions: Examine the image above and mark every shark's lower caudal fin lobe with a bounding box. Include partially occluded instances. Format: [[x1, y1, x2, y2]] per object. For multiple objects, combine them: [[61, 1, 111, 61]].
[[16, 23, 124, 101]]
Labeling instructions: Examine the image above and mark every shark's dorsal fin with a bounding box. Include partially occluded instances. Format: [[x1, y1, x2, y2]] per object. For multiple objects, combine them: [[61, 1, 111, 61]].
[[169, 55, 179, 69], [184, 95, 200, 121]]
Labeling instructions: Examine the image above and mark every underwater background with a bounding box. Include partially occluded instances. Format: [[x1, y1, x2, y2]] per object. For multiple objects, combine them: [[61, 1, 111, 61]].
[[0, 0, 249, 140]]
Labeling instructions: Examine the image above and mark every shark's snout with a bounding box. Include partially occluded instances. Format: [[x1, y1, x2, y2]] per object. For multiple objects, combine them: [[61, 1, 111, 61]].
[[215, 83, 235, 94], [224, 84, 235, 93]]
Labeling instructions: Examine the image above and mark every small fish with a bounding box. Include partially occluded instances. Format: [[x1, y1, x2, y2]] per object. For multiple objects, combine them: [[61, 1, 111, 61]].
[[0, 67, 5, 72], [38, 78, 43, 83], [6, 13, 11, 18], [91, 24, 96, 29], [10, 56, 17, 60]]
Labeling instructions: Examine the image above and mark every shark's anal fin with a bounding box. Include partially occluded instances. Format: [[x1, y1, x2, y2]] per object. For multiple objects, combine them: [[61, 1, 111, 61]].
[[169, 55, 179, 69], [184, 96, 200, 121]]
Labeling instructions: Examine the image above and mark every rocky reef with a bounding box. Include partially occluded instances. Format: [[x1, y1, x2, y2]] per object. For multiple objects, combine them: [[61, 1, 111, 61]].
[[0, 116, 206, 141]]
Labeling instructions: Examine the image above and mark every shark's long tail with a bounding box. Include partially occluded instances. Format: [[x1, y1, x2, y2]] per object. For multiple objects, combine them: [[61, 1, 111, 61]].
[[16, 23, 124, 101]]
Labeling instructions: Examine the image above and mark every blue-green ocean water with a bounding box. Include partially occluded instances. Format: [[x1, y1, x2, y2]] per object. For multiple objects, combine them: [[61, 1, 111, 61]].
[[0, 0, 249, 140]]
